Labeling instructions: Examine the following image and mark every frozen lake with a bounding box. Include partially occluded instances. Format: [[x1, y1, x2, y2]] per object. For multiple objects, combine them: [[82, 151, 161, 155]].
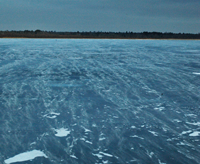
[[0, 39, 200, 164]]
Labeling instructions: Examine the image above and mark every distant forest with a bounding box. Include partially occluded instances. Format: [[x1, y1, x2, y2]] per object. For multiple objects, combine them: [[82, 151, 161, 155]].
[[0, 30, 200, 39]]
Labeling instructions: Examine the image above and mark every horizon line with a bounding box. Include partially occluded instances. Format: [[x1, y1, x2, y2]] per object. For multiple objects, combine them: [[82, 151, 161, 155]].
[[1, 30, 200, 35]]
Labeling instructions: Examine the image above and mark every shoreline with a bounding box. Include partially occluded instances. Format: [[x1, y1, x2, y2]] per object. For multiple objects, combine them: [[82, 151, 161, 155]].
[[1, 37, 200, 40], [1, 31, 199, 40]]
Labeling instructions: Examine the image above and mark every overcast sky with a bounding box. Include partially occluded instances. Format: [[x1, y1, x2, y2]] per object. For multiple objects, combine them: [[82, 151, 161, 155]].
[[0, 0, 199, 33]]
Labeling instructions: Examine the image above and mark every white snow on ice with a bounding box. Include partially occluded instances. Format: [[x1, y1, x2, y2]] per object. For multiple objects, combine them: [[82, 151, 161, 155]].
[[173, 119, 182, 123], [193, 72, 200, 75], [80, 138, 86, 141], [43, 112, 60, 119], [158, 159, 166, 164], [82, 126, 92, 133], [99, 152, 113, 157], [4, 150, 47, 164], [154, 107, 165, 111], [146, 151, 154, 158], [103, 160, 109, 164], [148, 131, 158, 136], [54, 128, 70, 137], [181, 130, 192, 135], [30, 142, 36, 146], [131, 125, 136, 129], [70, 155, 78, 159], [186, 122, 200, 126], [130, 135, 144, 139], [176, 142, 192, 147], [185, 114, 197, 117], [92, 153, 103, 159], [176, 142, 186, 146], [189, 131, 200, 137], [85, 140, 93, 144], [99, 137, 106, 141]]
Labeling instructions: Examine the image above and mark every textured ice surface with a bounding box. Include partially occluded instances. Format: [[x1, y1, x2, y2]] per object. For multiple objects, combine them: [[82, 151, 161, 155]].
[[0, 39, 200, 164]]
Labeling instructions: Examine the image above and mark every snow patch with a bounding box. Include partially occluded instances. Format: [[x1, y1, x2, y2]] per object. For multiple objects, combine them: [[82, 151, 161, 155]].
[[80, 138, 86, 141], [92, 153, 103, 159], [99, 152, 113, 157], [148, 130, 158, 136], [158, 159, 166, 164], [82, 126, 92, 133], [85, 140, 93, 144], [154, 107, 165, 111], [193, 72, 200, 75], [4, 150, 47, 164], [43, 112, 60, 119], [176, 142, 186, 146], [130, 135, 144, 139], [70, 155, 78, 159], [30, 142, 36, 146], [186, 122, 200, 126], [173, 119, 182, 123], [181, 130, 192, 135], [185, 114, 197, 117], [189, 131, 200, 137], [54, 128, 70, 137], [99, 137, 106, 141], [146, 151, 154, 158]]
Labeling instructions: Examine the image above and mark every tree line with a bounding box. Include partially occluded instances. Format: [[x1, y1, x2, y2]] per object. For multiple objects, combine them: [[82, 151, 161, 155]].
[[0, 30, 200, 39]]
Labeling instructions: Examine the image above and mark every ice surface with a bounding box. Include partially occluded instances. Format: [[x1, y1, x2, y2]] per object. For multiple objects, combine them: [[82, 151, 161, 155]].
[[4, 150, 47, 164], [0, 39, 200, 164]]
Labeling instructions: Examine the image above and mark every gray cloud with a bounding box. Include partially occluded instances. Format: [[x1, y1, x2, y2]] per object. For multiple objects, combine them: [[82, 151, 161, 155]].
[[0, 0, 199, 33]]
